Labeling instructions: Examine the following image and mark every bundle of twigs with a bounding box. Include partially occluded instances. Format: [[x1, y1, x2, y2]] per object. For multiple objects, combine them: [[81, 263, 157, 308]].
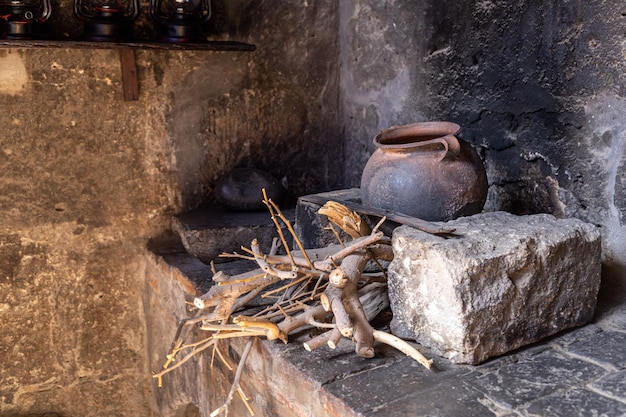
[[153, 193, 431, 416]]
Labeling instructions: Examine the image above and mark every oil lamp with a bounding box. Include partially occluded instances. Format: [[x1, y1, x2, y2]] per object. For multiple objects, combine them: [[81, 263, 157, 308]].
[[150, 0, 211, 42], [73, 0, 139, 41], [0, 0, 51, 39]]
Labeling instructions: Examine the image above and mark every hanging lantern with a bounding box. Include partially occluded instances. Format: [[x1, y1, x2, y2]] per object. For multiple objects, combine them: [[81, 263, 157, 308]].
[[0, 0, 51, 39], [150, 0, 211, 43], [73, 0, 139, 41]]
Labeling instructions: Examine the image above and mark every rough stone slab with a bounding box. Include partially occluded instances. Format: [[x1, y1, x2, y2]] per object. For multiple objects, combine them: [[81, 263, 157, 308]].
[[565, 329, 626, 369], [366, 377, 494, 417], [591, 370, 626, 400], [389, 211, 602, 364], [525, 387, 626, 417], [172, 205, 295, 264], [324, 355, 491, 417], [473, 349, 606, 408]]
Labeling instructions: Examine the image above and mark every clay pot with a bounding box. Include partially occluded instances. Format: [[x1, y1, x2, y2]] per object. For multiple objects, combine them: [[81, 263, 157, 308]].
[[360, 121, 488, 221], [215, 167, 285, 211]]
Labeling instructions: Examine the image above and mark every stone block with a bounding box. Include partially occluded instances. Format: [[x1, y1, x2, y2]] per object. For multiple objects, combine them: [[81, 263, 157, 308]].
[[388, 211, 601, 364], [172, 205, 295, 264], [295, 188, 361, 249]]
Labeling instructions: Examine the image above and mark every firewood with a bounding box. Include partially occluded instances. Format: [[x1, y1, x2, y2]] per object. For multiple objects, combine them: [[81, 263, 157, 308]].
[[154, 196, 432, 417]]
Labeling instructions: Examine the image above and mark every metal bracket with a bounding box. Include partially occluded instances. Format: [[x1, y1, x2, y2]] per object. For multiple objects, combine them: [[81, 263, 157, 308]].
[[119, 48, 139, 101]]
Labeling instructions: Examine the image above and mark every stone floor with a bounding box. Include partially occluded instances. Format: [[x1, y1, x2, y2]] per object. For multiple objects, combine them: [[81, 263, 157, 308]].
[[160, 250, 626, 417]]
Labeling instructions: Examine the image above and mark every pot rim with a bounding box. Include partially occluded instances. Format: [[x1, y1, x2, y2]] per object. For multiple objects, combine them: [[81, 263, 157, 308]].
[[374, 121, 461, 149]]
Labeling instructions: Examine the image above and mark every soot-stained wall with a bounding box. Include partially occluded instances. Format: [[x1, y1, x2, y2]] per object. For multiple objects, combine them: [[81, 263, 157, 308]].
[[341, 0, 626, 297]]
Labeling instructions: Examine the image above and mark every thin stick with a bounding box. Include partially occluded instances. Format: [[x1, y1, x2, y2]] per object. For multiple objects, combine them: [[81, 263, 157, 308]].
[[288, 275, 314, 300], [200, 324, 243, 332], [262, 189, 297, 266], [220, 272, 267, 285], [264, 191, 314, 268], [153, 337, 215, 386], [261, 274, 310, 297], [168, 311, 201, 351], [210, 339, 254, 417], [325, 222, 346, 248], [237, 387, 255, 416], [310, 274, 326, 300], [275, 302, 289, 319], [231, 286, 269, 313], [210, 343, 217, 368], [211, 331, 268, 340], [213, 341, 234, 371], [219, 252, 257, 261], [251, 239, 298, 279], [164, 310, 212, 367]]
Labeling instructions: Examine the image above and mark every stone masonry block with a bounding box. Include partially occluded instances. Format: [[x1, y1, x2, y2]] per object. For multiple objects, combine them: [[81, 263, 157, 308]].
[[389, 211, 601, 364], [172, 205, 295, 264], [295, 188, 361, 249]]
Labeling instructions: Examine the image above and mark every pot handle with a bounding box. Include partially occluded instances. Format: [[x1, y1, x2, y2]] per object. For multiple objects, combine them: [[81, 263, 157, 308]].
[[376, 122, 461, 160], [431, 135, 461, 160]]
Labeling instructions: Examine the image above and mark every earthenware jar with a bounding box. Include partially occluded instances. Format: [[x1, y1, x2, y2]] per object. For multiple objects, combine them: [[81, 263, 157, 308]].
[[360, 121, 488, 221]]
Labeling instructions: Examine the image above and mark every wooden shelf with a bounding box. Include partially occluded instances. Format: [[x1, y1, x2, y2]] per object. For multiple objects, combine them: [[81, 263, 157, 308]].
[[0, 39, 256, 51]]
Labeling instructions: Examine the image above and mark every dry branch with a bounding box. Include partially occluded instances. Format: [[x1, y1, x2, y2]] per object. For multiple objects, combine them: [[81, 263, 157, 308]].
[[373, 330, 433, 369], [210, 338, 254, 417], [303, 328, 342, 351]]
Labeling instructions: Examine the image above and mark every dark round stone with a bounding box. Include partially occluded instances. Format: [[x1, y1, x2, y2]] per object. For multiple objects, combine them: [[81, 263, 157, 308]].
[[214, 167, 286, 211]]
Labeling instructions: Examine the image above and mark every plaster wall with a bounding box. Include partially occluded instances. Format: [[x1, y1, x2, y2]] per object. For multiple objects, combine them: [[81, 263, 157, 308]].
[[0, 2, 341, 416]]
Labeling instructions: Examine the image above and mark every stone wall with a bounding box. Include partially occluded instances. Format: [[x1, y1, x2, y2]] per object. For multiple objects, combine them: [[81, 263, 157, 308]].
[[3, 0, 626, 415], [341, 0, 626, 297], [0, 2, 341, 416]]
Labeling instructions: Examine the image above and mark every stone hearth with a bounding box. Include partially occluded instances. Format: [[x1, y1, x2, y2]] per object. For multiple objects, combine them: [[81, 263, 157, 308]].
[[145, 192, 625, 417], [146, 248, 626, 417]]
